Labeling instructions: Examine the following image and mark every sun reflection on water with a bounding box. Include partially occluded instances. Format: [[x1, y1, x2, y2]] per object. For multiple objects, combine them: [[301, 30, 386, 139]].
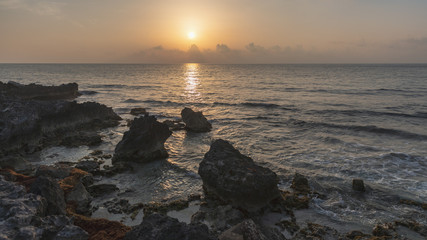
[[184, 63, 202, 102]]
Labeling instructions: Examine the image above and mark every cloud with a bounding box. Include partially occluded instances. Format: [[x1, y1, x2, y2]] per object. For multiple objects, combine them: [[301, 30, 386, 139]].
[[0, 0, 64, 16]]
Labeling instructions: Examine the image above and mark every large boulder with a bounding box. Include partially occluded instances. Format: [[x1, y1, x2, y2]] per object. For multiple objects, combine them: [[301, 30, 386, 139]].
[[124, 213, 214, 240], [0, 89, 121, 156], [112, 116, 172, 164], [199, 139, 280, 211], [29, 176, 66, 215], [0, 81, 79, 100], [181, 107, 212, 132]]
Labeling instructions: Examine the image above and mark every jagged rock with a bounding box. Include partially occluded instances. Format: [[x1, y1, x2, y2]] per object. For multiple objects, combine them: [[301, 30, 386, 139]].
[[112, 116, 172, 164], [163, 119, 185, 131], [35, 165, 72, 179], [66, 182, 92, 215], [124, 213, 214, 240], [181, 107, 212, 132], [30, 176, 66, 215], [0, 81, 79, 100], [53, 225, 89, 240], [352, 179, 365, 192], [87, 184, 118, 198], [291, 173, 310, 193], [198, 139, 280, 211], [0, 90, 121, 156], [219, 219, 267, 240], [60, 132, 103, 147], [75, 160, 100, 174], [130, 107, 147, 116]]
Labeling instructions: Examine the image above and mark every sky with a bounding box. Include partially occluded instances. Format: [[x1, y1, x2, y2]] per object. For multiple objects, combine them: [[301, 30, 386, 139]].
[[1, 0, 427, 63]]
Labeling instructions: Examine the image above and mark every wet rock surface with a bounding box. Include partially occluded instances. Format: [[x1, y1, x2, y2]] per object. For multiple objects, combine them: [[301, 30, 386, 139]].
[[198, 139, 280, 211], [113, 115, 172, 164], [124, 213, 215, 240], [181, 107, 212, 132], [29, 176, 67, 216]]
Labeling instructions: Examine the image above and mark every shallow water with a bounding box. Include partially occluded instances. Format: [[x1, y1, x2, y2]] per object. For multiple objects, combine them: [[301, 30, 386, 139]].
[[1, 63, 426, 229]]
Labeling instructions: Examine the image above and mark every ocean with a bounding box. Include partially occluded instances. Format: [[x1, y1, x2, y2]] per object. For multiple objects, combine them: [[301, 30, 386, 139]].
[[1, 63, 426, 231]]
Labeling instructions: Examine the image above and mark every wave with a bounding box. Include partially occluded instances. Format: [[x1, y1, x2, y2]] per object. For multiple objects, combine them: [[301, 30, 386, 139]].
[[310, 109, 427, 119], [288, 119, 427, 140]]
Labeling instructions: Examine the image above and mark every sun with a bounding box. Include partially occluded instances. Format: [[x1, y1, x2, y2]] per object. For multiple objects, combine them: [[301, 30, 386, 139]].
[[188, 32, 196, 39]]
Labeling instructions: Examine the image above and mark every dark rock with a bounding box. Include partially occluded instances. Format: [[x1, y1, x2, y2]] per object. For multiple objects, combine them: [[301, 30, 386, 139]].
[[143, 199, 190, 216], [53, 225, 89, 240], [192, 204, 245, 233], [163, 119, 185, 131], [181, 107, 212, 132], [35, 165, 72, 179], [0, 155, 33, 173], [60, 132, 103, 147], [372, 222, 395, 237], [130, 107, 147, 116], [352, 179, 365, 192], [124, 213, 214, 240], [291, 173, 310, 193], [0, 81, 79, 100], [101, 162, 133, 176], [0, 91, 121, 156], [219, 219, 267, 240], [66, 182, 92, 215], [75, 160, 100, 174], [198, 139, 280, 211], [87, 184, 118, 197], [294, 223, 341, 240], [112, 116, 172, 164], [90, 150, 103, 156], [104, 198, 132, 214], [30, 176, 66, 215], [281, 190, 310, 209]]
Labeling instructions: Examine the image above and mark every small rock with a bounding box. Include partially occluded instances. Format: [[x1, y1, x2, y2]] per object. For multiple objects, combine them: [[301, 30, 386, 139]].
[[90, 150, 103, 156], [124, 213, 214, 240], [87, 184, 118, 198], [181, 107, 212, 132], [352, 179, 365, 192], [75, 160, 100, 174], [53, 225, 89, 240], [163, 120, 186, 131], [60, 132, 102, 147], [130, 108, 147, 116], [291, 173, 310, 193]]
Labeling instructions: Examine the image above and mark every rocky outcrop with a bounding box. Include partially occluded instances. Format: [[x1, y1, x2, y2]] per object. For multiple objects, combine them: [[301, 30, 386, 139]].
[[124, 213, 214, 240], [198, 139, 280, 211], [0, 81, 79, 100], [29, 176, 67, 215], [0, 91, 121, 156], [0, 176, 88, 240], [112, 116, 172, 164], [181, 107, 212, 132]]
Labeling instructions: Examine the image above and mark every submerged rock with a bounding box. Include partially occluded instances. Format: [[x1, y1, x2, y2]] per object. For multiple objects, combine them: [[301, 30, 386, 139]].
[[198, 139, 280, 211], [181, 107, 212, 132], [352, 179, 365, 192], [113, 115, 172, 164], [87, 183, 119, 198], [130, 107, 147, 116], [0, 81, 79, 100], [124, 213, 214, 240]]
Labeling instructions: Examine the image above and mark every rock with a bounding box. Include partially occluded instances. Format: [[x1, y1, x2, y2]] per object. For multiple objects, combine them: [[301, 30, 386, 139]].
[[130, 107, 147, 116], [291, 173, 310, 193], [352, 179, 365, 192], [0, 81, 79, 100], [70, 213, 131, 240], [163, 119, 185, 131], [112, 116, 172, 164], [0, 155, 33, 173], [75, 160, 100, 174], [281, 190, 310, 209], [66, 182, 93, 215], [192, 204, 245, 233], [124, 213, 214, 240], [60, 132, 103, 147], [87, 184, 119, 198], [90, 150, 103, 156], [29, 176, 66, 215], [372, 222, 395, 237], [35, 165, 72, 179], [293, 223, 341, 240], [219, 219, 268, 240], [101, 162, 133, 176], [53, 225, 89, 240], [0, 91, 121, 156], [198, 139, 280, 211], [104, 198, 132, 214], [59, 168, 93, 194], [181, 107, 212, 132]]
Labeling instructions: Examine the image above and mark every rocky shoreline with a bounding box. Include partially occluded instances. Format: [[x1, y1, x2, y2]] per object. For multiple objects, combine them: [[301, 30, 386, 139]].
[[1, 81, 426, 240]]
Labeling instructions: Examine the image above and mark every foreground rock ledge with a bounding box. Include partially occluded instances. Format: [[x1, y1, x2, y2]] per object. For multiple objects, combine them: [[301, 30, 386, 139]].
[[181, 107, 212, 132], [198, 139, 280, 211], [113, 116, 172, 164]]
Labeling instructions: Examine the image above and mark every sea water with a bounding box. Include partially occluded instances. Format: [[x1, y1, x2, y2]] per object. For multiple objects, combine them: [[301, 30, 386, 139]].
[[1, 63, 426, 230]]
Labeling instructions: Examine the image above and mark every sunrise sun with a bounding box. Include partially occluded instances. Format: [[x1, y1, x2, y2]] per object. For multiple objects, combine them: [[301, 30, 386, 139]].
[[188, 32, 196, 39]]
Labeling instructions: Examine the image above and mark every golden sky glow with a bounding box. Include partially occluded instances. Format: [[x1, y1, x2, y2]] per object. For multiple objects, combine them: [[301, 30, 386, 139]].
[[1, 0, 427, 63]]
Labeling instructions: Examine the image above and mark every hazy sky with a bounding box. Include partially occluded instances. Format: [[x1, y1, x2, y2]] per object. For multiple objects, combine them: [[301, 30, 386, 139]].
[[1, 0, 427, 63]]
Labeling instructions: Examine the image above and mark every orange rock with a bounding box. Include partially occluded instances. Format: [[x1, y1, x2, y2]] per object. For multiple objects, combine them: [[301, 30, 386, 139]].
[[58, 168, 90, 194]]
